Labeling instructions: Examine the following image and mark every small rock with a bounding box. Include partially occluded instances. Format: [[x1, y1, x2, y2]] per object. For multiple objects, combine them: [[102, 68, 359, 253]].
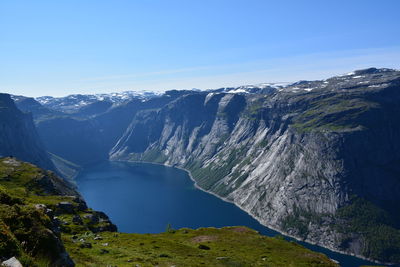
[[45, 208, 54, 218], [198, 244, 210, 250], [34, 204, 47, 210], [83, 214, 99, 224], [100, 249, 109, 254], [102, 243, 109, 246], [72, 215, 83, 225], [93, 235, 102, 240], [90, 223, 118, 233], [2, 158, 20, 167], [52, 217, 61, 229], [71, 196, 88, 210], [79, 242, 92, 249], [1, 257, 23, 267]]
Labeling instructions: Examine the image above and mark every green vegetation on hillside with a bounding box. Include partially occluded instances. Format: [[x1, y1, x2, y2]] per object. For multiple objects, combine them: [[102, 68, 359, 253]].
[[281, 207, 326, 240], [290, 94, 379, 132], [0, 158, 76, 266], [188, 147, 248, 196], [337, 197, 400, 263], [63, 227, 337, 267]]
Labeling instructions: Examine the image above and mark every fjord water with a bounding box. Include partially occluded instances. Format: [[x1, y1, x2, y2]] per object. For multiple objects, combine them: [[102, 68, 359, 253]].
[[76, 161, 375, 267]]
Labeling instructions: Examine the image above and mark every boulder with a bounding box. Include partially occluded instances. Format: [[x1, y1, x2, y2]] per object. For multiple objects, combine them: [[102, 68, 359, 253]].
[[1, 257, 23, 267], [71, 197, 88, 211], [72, 215, 83, 225], [82, 214, 99, 224], [56, 202, 74, 214], [90, 224, 118, 233]]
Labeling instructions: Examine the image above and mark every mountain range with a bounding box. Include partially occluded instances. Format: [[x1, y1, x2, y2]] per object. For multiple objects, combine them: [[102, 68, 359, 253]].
[[3, 67, 400, 264]]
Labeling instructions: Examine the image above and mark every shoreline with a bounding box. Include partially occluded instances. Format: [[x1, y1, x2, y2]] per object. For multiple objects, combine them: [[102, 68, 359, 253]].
[[109, 158, 383, 265]]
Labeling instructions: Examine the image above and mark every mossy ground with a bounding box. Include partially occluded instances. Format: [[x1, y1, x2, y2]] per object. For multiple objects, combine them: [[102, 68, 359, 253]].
[[290, 96, 378, 133]]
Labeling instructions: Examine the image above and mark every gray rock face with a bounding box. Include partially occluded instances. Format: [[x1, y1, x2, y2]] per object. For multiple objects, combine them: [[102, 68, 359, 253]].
[[0, 94, 55, 171], [110, 68, 400, 263]]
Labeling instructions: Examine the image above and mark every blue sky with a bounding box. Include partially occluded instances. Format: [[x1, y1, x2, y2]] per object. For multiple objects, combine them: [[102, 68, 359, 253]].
[[1, 0, 400, 97]]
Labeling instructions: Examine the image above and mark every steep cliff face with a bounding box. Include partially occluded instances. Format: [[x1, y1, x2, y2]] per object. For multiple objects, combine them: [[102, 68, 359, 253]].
[[0, 94, 55, 171], [110, 68, 400, 263], [36, 91, 192, 165]]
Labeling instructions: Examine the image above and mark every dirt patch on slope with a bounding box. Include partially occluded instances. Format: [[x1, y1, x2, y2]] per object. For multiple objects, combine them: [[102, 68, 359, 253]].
[[191, 235, 218, 243]]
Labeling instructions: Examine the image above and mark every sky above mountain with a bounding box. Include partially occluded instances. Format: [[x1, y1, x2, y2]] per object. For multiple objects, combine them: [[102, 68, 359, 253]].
[[1, 0, 400, 97]]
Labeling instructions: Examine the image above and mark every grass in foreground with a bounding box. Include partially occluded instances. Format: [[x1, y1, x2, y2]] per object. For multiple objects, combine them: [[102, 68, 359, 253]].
[[63, 226, 337, 267]]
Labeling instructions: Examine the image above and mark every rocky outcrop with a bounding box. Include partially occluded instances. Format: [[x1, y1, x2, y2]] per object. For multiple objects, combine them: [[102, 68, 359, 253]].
[[110, 68, 400, 264], [0, 157, 117, 266]]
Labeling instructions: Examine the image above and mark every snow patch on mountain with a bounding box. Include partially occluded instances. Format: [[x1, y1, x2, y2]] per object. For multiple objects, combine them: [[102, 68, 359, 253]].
[[36, 90, 163, 112]]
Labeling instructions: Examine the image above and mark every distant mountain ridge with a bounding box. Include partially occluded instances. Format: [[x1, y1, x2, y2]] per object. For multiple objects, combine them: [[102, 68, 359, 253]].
[[28, 68, 399, 114], [34, 90, 164, 113], [31, 90, 197, 165], [28, 83, 286, 114]]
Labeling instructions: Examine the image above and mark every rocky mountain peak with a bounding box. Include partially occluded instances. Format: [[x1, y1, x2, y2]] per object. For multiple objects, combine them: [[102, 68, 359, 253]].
[[353, 67, 396, 75]]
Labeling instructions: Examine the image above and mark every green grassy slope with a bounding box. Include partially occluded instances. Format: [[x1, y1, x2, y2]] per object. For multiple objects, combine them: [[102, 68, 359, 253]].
[[63, 227, 337, 267]]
